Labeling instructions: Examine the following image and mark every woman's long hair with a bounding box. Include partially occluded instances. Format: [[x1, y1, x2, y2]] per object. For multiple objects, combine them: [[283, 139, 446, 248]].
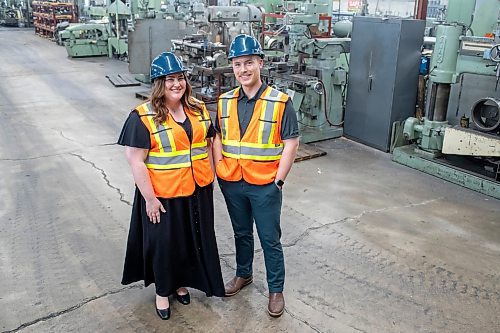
[[149, 72, 203, 125]]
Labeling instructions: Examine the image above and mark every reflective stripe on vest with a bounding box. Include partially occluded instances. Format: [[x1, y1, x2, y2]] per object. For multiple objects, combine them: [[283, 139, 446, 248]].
[[222, 141, 284, 161], [141, 103, 208, 169], [219, 88, 239, 142], [219, 87, 284, 161], [193, 107, 210, 160]]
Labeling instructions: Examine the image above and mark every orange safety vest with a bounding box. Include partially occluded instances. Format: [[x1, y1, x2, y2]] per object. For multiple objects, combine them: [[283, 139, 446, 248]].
[[216, 86, 288, 185], [136, 101, 214, 198]]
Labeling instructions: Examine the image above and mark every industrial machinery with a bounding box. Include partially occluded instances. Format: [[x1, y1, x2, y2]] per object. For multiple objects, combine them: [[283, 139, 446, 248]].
[[393, 0, 500, 199], [107, 0, 130, 59], [172, 34, 232, 102], [171, 3, 263, 103], [63, 23, 109, 57], [128, 0, 352, 135], [127, 0, 212, 84], [0, 7, 22, 26], [61, 0, 129, 59], [81, 4, 107, 22], [163, 0, 208, 22], [0, 0, 30, 27], [127, 1, 226, 84], [168, 0, 350, 142], [56, 21, 73, 45], [259, 0, 350, 143]]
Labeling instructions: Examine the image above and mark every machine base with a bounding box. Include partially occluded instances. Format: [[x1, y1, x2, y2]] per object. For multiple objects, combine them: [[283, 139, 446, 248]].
[[392, 145, 500, 200], [300, 126, 343, 143]]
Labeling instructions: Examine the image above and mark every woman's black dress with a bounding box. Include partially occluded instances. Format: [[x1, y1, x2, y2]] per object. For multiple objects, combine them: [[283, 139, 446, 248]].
[[118, 111, 225, 297]]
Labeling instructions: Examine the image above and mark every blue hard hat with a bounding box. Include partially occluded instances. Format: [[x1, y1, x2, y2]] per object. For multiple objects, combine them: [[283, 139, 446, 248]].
[[228, 34, 264, 60], [150, 52, 186, 82]]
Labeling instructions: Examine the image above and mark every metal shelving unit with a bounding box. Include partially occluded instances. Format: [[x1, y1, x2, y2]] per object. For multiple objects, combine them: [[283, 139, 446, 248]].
[[32, 1, 77, 38]]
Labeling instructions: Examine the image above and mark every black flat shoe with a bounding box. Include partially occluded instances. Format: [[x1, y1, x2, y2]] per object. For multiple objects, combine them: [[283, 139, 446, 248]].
[[156, 307, 170, 320], [175, 291, 190, 305]]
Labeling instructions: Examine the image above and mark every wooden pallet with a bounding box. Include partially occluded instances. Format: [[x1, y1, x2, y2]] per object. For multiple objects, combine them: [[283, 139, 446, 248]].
[[106, 74, 141, 87], [135, 90, 150, 100], [294, 143, 327, 162]]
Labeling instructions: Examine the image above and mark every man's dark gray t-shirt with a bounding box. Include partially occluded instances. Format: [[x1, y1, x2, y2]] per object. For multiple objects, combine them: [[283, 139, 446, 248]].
[[214, 83, 299, 140]]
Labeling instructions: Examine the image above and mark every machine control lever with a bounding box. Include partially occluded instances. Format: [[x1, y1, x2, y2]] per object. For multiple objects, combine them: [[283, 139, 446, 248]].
[[496, 64, 500, 91]]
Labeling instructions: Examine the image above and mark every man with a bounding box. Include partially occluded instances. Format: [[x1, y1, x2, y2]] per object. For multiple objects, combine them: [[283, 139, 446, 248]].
[[213, 34, 299, 317]]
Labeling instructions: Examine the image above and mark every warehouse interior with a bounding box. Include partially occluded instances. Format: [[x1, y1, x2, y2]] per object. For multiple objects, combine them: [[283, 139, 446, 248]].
[[0, 0, 499, 332]]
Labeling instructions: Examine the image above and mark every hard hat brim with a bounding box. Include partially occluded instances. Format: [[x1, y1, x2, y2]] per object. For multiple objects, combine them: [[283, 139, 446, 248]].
[[228, 53, 265, 60], [151, 69, 187, 81]]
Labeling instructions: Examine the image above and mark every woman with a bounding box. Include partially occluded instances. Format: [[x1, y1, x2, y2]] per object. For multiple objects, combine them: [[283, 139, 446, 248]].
[[118, 52, 225, 320]]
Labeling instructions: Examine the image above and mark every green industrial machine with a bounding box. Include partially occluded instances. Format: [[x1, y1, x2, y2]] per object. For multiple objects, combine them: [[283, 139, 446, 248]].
[[61, 0, 130, 58], [259, 0, 350, 143], [171, 3, 263, 102], [107, 0, 130, 59], [393, 0, 500, 199], [241, 0, 282, 13], [64, 23, 109, 57], [56, 22, 79, 45], [82, 6, 107, 21]]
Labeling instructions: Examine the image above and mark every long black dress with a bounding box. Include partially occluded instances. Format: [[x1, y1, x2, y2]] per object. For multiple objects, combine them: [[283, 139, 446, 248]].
[[118, 111, 225, 297]]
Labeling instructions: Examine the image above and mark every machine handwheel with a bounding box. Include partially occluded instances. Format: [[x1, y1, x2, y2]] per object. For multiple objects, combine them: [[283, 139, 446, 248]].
[[489, 45, 500, 63]]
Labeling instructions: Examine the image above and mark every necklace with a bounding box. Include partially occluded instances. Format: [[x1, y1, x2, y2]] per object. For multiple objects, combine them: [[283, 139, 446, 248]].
[[168, 105, 183, 114], [169, 106, 186, 122]]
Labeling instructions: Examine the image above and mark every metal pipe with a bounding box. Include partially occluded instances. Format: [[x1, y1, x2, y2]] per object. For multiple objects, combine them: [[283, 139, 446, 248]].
[[433, 83, 451, 121], [430, 25, 462, 84], [427, 83, 438, 120]]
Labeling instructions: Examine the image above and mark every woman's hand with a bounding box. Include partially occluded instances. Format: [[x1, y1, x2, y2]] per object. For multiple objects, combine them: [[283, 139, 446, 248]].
[[125, 147, 165, 224], [146, 198, 166, 224]]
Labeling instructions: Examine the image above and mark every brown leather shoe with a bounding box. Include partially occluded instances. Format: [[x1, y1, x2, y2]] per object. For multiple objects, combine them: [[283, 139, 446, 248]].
[[268, 292, 285, 317], [224, 276, 253, 297]]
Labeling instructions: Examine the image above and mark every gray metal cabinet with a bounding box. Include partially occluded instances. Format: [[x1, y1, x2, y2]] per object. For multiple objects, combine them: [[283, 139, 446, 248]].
[[344, 17, 425, 152]]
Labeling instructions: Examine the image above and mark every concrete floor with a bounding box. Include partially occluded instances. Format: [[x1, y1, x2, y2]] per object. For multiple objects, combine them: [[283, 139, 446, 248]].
[[0, 28, 499, 333]]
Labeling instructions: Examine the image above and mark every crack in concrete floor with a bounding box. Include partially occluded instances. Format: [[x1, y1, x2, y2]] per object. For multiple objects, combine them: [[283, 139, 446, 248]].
[[1, 167, 489, 332], [218, 197, 444, 257], [1, 284, 143, 333], [4, 255, 322, 333], [70, 152, 132, 206], [283, 197, 444, 248], [0, 152, 464, 332]]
